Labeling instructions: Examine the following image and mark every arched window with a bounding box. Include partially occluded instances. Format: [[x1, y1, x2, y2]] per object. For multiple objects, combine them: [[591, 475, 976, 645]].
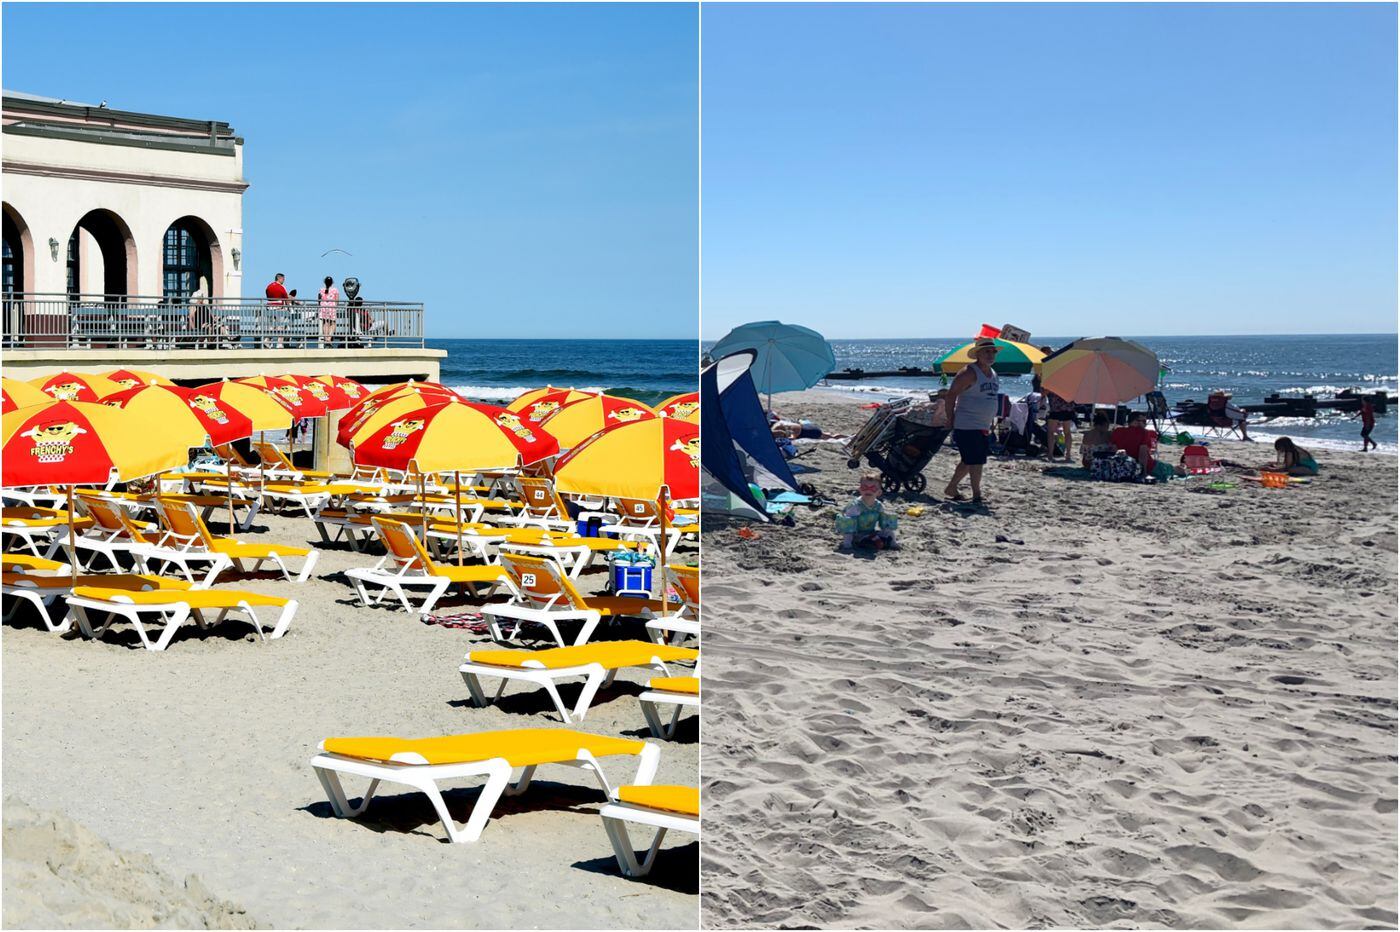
[[66, 234, 80, 297], [163, 222, 204, 299]]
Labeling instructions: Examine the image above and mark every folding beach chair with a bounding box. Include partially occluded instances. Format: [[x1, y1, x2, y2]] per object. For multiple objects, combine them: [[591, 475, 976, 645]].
[[344, 517, 510, 614], [511, 477, 576, 531], [1142, 391, 1177, 434], [66, 584, 299, 651], [638, 673, 699, 740], [114, 508, 231, 588], [309, 728, 660, 844], [484, 552, 668, 647], [646, 564, 699, 645], [459, 640, 698, 723], [1180, 444, 1224, 475], [154, 498, 319, 583], [251, 440, 335, 481], [596, 498, 698, 563], [599, 785, 699, 878]]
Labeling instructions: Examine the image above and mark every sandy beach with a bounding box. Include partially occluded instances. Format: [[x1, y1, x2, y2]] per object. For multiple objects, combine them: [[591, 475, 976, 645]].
[[701, 388, 1398, 929], [2, 512, 698, 930]]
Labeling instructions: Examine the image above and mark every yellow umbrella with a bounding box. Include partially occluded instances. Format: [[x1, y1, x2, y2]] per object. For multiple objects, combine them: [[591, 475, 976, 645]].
[[2, 378, 51, 413], [934, 338, 1045, 376], [538, 394, 656, 450], [506, 386, 597, 413], [340, 394, 469, 450], [189, 380, 296, 526], [657, 392, 700, 424], [28, 372, 124, 403]]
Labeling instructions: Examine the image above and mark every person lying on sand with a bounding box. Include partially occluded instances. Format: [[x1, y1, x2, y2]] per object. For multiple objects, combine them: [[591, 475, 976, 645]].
[[835, 472, 900, 552]]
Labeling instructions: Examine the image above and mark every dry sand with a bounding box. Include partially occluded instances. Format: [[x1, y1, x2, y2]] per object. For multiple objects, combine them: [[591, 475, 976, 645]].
[[701, 388, 1397, 929], [2, 513, 697, 930]]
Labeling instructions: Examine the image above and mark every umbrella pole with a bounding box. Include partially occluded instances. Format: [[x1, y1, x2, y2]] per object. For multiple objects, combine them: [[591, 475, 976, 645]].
[[657, 485, 668, 598], [455, 470, 463, 566], [66, 484, 77, 575], [419, 471, 427, 541]]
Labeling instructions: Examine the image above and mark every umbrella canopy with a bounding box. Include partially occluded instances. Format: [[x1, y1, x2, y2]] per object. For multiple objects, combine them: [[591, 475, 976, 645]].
[[237, 375, 328, 418], [657, 392, 700, 423], [2, 378, 51, 414], [313, 375, 369, 406], [2, 400, 189, 487], [935, 338, 1045, 376], [350, 401, 559, 473], [540, 394, 656, 449], [340, 394, 471, 449], [708, 321, 836, 398], [337, 383, 461, 445], [28, 372, 124, 403], [1040, 337, 1160, 405], [554, 417, 699, 501], [101, 369, 175, 389], [280, 374, 356, 412], [507, 386, 597, 413], [100, 384, 254, 448], [189, 381, 296, 432]]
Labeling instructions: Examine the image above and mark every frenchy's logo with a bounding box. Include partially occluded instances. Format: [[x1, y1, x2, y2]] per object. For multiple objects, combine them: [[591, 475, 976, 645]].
[[495, 412, 538, 443], [22, 419, 87, 463], [188, 394, 230, 425], [382, 418, 425, 450], [607, 406, 649, 423]]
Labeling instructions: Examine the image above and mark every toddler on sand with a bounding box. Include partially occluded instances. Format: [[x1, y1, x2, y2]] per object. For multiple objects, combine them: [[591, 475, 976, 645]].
[[836, 472, 900, 552]]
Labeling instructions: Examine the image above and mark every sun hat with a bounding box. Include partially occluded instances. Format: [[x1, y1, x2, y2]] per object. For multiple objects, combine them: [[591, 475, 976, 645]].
[[973, 337, 1000, 352]]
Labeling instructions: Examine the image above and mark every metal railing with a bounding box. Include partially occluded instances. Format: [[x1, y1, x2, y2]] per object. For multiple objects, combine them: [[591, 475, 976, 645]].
[[0, 293, 425, 350]]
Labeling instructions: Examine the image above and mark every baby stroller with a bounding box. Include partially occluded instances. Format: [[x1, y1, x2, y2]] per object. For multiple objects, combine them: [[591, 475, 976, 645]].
[[845, 399, 948, 495]]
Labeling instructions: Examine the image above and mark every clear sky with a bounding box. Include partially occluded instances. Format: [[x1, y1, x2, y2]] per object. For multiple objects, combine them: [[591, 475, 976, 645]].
[[2, 2, 698, 339], [702, 3, 1397, 340]]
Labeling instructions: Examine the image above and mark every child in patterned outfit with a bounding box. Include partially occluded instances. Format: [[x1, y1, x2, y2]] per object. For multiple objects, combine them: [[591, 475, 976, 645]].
[[836, 472, 900, 552]]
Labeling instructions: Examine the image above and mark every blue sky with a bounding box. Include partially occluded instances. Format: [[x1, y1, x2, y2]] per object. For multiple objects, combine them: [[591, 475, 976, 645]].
[[702, 3, 1397, 340], [2, 2, 698, 339]]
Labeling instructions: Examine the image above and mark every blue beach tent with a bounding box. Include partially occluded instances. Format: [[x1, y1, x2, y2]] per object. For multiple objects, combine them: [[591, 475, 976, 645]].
[[701, 350, 799, 520]]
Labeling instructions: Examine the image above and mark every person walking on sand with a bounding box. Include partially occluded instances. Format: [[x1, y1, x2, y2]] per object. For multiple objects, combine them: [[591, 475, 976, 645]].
[[1357, 398, 1378, 452], [317, 276, 339, 348], [942, 337, 1000, 503]]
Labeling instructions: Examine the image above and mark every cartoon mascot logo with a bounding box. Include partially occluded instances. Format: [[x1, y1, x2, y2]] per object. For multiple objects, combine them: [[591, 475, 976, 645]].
[[111, 377, 140, 389], [304, 382, 330, 402], [607, 406, 649, 423], [667, 401, 699, 420], [382, 418, 425, 450], [526, 401, 560, 423], [495, 411, 538, 444], [188, 394, 230, 425], [670, 436, 700, 469], [272, 385, 304, 407], [44, 381, 86, 401], [342, 383, 363, 400], [22, 419, 87, 464]]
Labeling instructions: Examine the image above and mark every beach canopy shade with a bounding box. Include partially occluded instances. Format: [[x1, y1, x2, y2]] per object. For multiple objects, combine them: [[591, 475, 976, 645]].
[[279, 374, 357, 412], [237, 375, 328, 418], [101, 369, 175, 389], [337, 383, 462, 445], [700, 350, 797, 521], [934, 339, 1045, 376], [189, 381, 296, 432], [2, 400, 190, 487], [350, 400, 559, 473], [553, 417, 699, 501], [657, 392, 700, 423], [313, 375, 369, 407], [540, 394, 656, 449], [2, 378, 51, 414], [1040, 337, 1160, 405], [507, 386, 597, 413], [708, 321, 836, 398], [100, 384, 254, 448], [28, 372, 124, 403]]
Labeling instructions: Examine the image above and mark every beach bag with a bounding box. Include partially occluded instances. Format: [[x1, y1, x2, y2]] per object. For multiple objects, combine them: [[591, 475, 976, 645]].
[[1091, 451, 1142, 483]]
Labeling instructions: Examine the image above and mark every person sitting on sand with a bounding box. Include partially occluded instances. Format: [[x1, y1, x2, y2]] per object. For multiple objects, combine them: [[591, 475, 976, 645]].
[[1079, 411, 1116, 468], [1270, 437, 1320, 476], [835, 472, 899, 552], [1111, 411, 1184, 481]]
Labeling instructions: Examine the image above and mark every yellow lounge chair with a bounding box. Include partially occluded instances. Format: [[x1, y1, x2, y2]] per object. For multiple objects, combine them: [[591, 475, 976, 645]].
[[154, 499, 318, 584], [484, 553, 668, 647], [459, 640, 698, 723], [600, 785, 699, 878], [600, 497, 699, 562], [1, 553, 68, 575], [647, 563, 699, 645], [639, 673, 699, 740], [344, 517, 510, 614], [251, 440, 336, 481], [2, 572, 192, 634], [2, 507, 92, 558], [66, 584, 298, 651], [309, 728, 661, 844]]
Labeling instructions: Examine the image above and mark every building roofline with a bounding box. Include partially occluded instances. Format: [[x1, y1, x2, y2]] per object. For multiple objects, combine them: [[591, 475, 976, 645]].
[[2, 90, 236, 137]]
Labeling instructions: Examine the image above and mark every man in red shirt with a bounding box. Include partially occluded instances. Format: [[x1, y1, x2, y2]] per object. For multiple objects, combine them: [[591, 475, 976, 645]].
[[265, 273, 288, 305], [1112, 411, 1182, 481]]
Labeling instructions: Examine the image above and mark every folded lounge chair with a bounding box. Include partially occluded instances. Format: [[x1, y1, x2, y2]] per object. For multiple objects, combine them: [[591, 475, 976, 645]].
[[639, 674, 699, 740], [2, 572, 193, 634], [154, 499, 318, 584], [600, 785, 699, 878], [484, 553, 668, 648], [345, 517, 510, 614], [66, 584, 298, 650], [459, 640, 698, 723], [309, 728, 660, 844]]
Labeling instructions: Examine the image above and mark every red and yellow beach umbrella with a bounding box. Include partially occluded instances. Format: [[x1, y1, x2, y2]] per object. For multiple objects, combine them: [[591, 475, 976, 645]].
[[340, 394, 469, 450], [540, 394, 656, 449], [100, 384, 254, 448], [2, 378, 51, 414], [553, 417, 699, 502], [101, 369, 175, 390], [28, 372, 124, 403], [657, 392, 700, 423], [338, 382, 461, 445], [507, 386, 597, 413], [351, 401, 559, 474], [237, 375, 328, 418], [276, 374, 355, 412], [189, 381, 296, 432], [313, 375, 369, 407]]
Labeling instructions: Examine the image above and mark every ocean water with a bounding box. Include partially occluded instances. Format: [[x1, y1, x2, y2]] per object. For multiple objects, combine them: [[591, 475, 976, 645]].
[[430, 338, 697, 408], [708, 334, 1398, 450]]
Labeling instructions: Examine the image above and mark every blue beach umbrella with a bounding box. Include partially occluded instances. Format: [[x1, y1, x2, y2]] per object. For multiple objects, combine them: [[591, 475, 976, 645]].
[[709, 321, 836, 407]]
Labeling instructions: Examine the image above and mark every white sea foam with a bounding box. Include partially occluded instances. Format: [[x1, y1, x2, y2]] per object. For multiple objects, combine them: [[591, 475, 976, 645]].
[[447, 384, 607, 402]]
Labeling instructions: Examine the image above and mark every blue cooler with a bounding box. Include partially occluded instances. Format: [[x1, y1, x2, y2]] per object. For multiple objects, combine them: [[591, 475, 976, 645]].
[[610, 553, 655, 597], [576, 516, 605, 538]]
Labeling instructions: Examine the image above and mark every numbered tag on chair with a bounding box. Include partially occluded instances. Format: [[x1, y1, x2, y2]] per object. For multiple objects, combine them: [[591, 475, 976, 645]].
[[521, 573, 537, 587]]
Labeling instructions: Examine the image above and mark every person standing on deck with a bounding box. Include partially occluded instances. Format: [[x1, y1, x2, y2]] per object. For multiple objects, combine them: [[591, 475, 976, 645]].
[[317, 276, 339, 348], [942, 338, 1000, 503]]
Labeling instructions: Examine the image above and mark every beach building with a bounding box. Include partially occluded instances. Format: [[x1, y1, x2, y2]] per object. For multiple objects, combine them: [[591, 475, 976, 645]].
[[1, 91, 443, 469]]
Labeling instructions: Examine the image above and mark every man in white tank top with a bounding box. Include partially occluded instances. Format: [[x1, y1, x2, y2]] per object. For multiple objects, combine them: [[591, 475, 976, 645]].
[[942, 338, 1001, 502]]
